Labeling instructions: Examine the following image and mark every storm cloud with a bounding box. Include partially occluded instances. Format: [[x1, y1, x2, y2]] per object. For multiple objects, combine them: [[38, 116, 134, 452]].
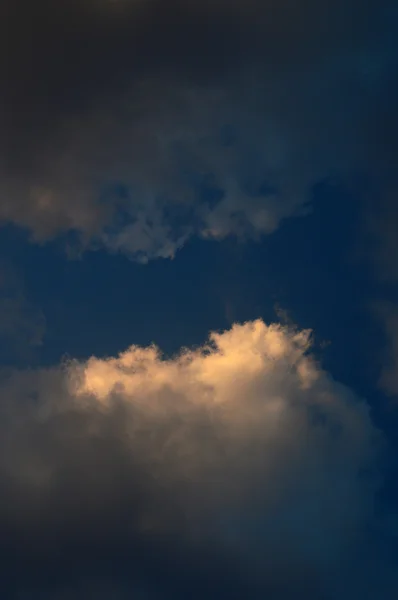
[[2, 0, 398, 260]]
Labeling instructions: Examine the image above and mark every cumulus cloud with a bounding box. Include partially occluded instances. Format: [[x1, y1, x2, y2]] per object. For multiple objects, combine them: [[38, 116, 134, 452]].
[[0, 319, 393, 598], [2, 0, 398, 260]]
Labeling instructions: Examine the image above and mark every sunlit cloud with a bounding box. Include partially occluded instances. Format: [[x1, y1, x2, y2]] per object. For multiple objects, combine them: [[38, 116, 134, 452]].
[[0, 319, 389, 597]]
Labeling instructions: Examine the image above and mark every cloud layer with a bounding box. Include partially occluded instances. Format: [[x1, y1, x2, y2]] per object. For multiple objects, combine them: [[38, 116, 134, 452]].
[[3, 1, 398, 260], [0, 319, 393, 598]]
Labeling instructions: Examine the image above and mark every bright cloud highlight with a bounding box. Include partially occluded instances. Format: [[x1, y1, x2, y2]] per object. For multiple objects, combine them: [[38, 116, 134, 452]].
[[0, 319, 390, 598]]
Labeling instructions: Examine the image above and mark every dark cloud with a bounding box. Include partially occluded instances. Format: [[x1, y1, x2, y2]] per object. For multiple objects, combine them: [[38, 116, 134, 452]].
[[2, 1, 398, 259], [0, 320, 394, 598]]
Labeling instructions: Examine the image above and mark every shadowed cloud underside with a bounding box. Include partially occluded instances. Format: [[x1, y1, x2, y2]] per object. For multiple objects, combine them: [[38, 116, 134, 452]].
[[0, 320, 393, 598], [2, 0, 398, 261]]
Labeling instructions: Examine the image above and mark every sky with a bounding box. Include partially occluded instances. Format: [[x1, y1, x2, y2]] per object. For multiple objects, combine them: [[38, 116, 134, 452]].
[[2, 1, 398, 598]]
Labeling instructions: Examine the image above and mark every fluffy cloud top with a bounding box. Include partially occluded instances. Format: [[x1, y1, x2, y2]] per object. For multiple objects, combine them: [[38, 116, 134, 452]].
[[0, 319, 392, 598], [2, 1, 398, 260]]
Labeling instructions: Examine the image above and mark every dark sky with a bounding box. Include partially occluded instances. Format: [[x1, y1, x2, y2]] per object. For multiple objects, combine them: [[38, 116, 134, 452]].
[[1, 1, 398, 598]]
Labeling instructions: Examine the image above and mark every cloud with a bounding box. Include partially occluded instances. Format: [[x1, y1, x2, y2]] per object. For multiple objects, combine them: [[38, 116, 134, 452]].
[[0, 319, 394, 598], [2, 1, 398, 260]]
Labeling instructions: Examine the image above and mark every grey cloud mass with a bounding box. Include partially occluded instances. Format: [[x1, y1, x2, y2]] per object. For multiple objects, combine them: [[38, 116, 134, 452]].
[[2, 1, 398, 260], [0, 320, 395, 598]]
